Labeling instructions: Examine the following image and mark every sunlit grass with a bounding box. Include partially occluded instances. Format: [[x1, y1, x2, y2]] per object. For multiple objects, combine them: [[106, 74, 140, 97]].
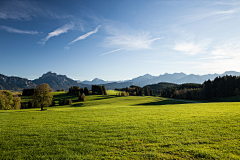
[[1, 92, 239, 159]]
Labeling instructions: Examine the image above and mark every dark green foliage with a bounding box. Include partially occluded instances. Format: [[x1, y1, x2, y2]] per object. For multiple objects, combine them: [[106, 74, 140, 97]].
[[22, 88, 35, 96], [84, 87, 90, 95], [150, 89, 153, 96], [138, 88, 144, 96], [64, 99, 72, 105], [78, 93, 86, 102], [59, 99, 64, 106], [68, 86, 80, 95], [145, 88, 149, 96], [234, 88, 240, 96], [51, 101, 55, 106], [58, 99, 72, 106], [20, 102, 28, 109], [92, 85, 104, 95], [203, 75, 240, 99], [28, 100, 33, 108], [102, 86, 107, 95], [32, 84, 53, 110], [156, 75, 240, 101]]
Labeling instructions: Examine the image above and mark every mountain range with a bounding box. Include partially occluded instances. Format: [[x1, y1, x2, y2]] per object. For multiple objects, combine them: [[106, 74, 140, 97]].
[[1, 71, 240, 91]]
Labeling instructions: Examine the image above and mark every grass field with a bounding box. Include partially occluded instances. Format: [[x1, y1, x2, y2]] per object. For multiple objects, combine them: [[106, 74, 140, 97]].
[[0, 91, 240, 159]]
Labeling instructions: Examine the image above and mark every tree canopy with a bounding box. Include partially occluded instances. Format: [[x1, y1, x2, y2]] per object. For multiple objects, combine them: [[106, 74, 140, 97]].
[[32, 84, 53, 110]]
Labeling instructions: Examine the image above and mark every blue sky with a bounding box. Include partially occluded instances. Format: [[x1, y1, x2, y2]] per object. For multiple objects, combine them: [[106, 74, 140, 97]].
[[1, 0, 240, 81]]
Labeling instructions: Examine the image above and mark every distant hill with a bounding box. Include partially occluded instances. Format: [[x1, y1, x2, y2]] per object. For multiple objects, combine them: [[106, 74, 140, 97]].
[[32, 72, 90, 90], [1, 71, 240, 91], [0, 74, 36, 91], [104, 82, 136, 90], [82, 78, 113, 85], [143, 82, 179, 91], [124, 71, 240, 86]]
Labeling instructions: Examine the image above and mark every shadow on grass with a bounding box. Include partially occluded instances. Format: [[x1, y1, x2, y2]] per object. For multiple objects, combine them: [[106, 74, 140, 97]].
[[52, 93, 78, 101], [134, 99, 192, 106], [71, 95, 117, 107], [88, 95, 117, 101]]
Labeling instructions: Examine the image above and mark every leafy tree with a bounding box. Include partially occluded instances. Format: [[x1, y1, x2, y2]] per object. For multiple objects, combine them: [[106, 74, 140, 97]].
[[12, 97, 21, 109], [32, 84, 53, 111], [0, 91, 8, 110], [0, 91, 21, 110]]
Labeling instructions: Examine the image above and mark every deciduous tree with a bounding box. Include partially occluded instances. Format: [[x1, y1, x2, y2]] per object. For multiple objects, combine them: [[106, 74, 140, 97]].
[[32, 84, 53, 111]]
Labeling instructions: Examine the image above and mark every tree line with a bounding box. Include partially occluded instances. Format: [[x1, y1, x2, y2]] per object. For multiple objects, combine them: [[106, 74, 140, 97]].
[[115, 85, 154, 96], [157, 75, 240, 100]]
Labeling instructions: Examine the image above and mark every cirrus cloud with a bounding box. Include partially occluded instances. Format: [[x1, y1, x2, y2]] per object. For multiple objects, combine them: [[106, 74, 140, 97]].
[[174, 38, 212, 55], [103, 25, 164, 51], [38, 23, 74, 45], [0, 25, 39, 34]]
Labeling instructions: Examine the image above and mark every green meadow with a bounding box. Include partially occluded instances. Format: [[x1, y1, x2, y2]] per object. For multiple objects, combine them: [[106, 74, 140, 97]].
[[0, 91, 240, 159]]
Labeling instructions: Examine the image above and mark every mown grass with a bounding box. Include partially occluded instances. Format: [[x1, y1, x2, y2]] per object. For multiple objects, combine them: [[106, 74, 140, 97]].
[[0, 92, 239, 159]]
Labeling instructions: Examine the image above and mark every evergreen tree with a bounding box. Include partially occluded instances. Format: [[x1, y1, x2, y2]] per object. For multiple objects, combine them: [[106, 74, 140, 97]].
[[150, 89, 153, 96], [145, 88, 149, 96], [84, 87, 90, 95], [102, 86, 107, 95]]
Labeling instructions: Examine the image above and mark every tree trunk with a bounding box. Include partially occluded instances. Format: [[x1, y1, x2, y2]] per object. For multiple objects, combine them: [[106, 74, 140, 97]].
[[41, 104, 43, 111]]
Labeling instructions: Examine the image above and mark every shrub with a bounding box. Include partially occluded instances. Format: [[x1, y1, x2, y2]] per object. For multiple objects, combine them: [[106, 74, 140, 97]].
[[12, 97, 21, 109], [20, 102, 28, 109], [79, 93, 86, 102], [64, 99, 72, 105], [51, 101, 55, 106], [59, 99, 64, 106], [28, 100, 33, 108]]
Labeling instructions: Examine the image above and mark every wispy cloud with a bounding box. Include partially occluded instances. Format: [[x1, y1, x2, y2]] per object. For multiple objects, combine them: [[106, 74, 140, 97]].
[[174, 38, 212, 55], [206, 10, 235, 17], [0, 25, 39, 34], [0, 0, 70, 20], [194, 41, 240, 73], [68, 25, 101, 45], [100, 48, 124, 56], [65, 25, 101, 49], [103, 25, 164, 50], [209, 42, 240, 59], [39, 23, 74, 45]]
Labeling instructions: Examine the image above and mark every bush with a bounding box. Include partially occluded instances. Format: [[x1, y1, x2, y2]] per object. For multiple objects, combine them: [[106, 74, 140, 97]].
[[117, 92, 129, 96], [59, 99, 64, 106], [28, 100, 33, 108], [51, 101, 56, 106], [79, 93, 86, 102], [20, 102, 28, 109], [12, 97, 21, 109], [64, 99, 72, 105]]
